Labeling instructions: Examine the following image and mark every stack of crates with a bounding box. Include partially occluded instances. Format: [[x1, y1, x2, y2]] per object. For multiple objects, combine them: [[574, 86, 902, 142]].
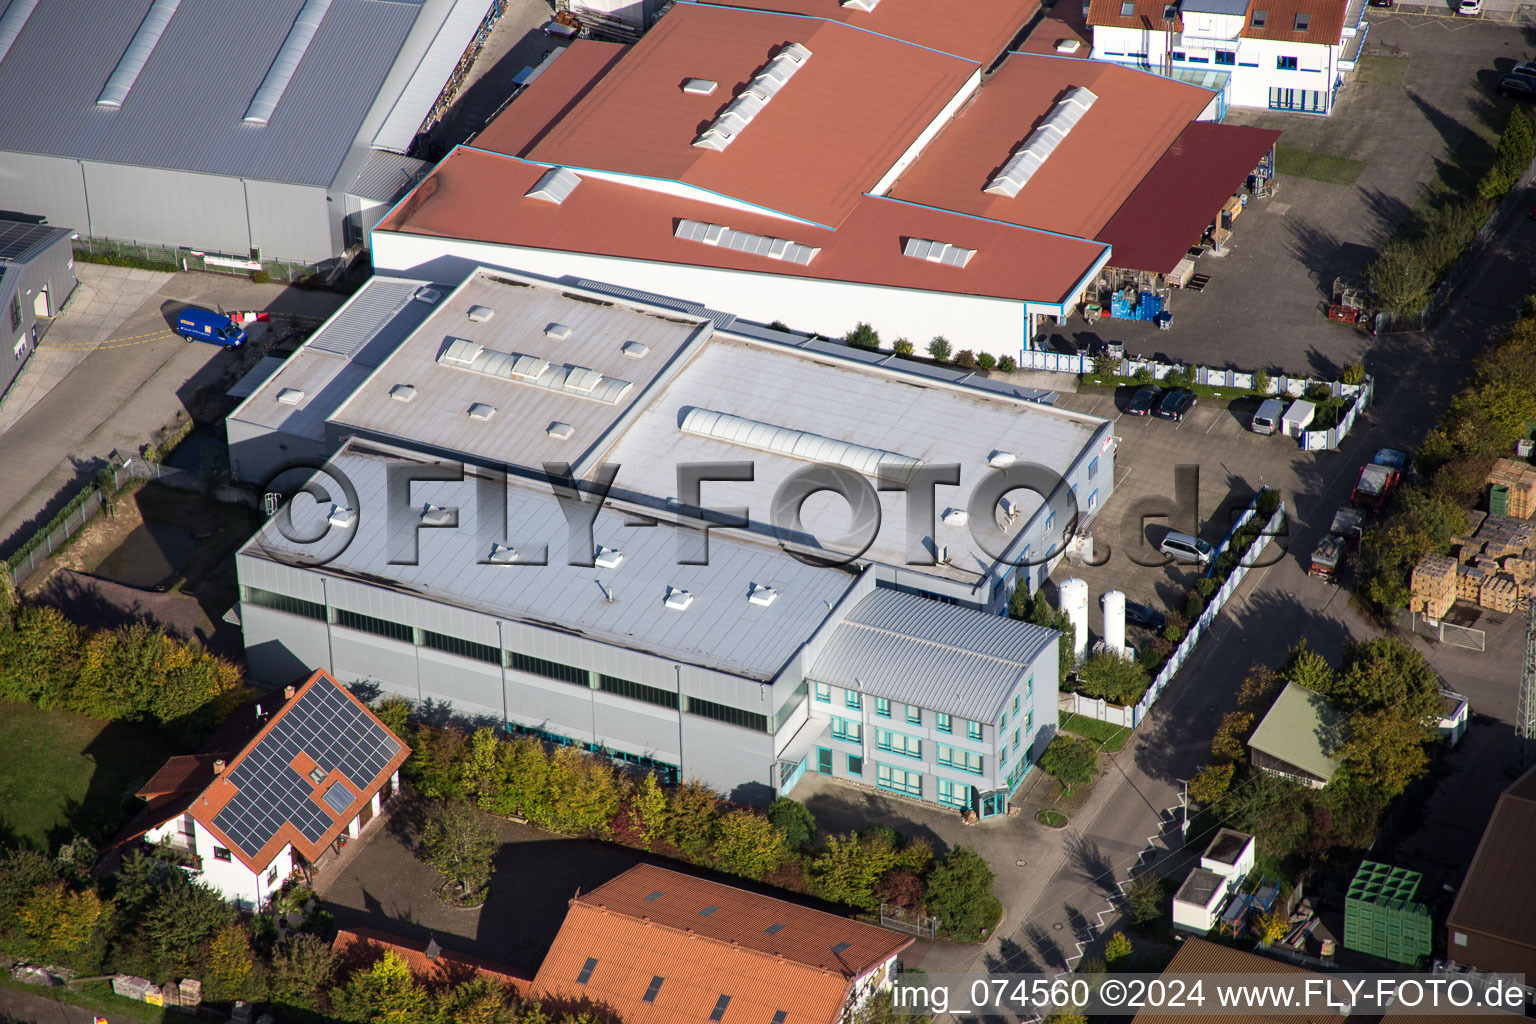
[[1481, 574, 1519, 613], [1410, 554, 1456, 619], [1456, 564, 1487, 603], [1344, 861, 1432, 965], [1485, 459, 1536, 519]]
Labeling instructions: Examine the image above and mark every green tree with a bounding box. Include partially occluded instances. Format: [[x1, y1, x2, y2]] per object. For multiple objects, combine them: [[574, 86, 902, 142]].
[[1074, 651, 1149, 705], [997, 355, 1017, 374], [503, 736, 553, 821], [927, 336, 952, 362], [202, 922, 255, 1002], [1210, 711, 1253, 763], [331, 949, 428, 1024], [767, 797, 817, 850], [1252, 369, 1271, 394], [809, 832, 896, 911], [1255, 908, 1288, 946], [1281, 640, 1335, 695], [1104, 931, 1132, 967], [1123, 873, 1164, 925], [1219, 772, 1310, 860], [1187, 762, 1235, 804], [373, 696, 410, 738], [463, 727, 510, 812], [1336, 708, 1430, 798], [422, 802, 497, 903], [267, 933, 340, 1010], [713, 810, 785, 879], [544, 746, 621, 835], [1011, 585, 1075, 684], [18, 882, 108, 968], [663, 781, 721, 860], [135, 873, 234, 976], [0, 848, 59, 934], [403, 725, 471, 803], [892, 338, 914, 358], [1367, 237, 1434, 316], [1335, 636, 1441, 723], [432, 975, 521, 1024], [0, 605, 81, 707], [1038, 735, 1098, 794], [925, 847, 1001, 941], [633, 772, 668, 844], [845, 323, 881, 350]]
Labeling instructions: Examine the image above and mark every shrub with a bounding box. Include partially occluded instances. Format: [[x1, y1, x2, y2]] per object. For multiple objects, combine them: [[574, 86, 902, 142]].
[[1182, 591, 1205, 621], [713, 810, 786, 880], [769, 320, 790, 331], [976, 352, 997, 371], [420, 802, 496, 904], [1304, 381, 1332, 401], [1074, 651, 1149, 705], [845, 322, 881, 350], [1163, 365, 1192, 388], [1133, 366, 1155, 385], [927, 336, 952, 362], [954, 349, 976, 369], [1368, 237, 1435, 316], [1039, 734, 1098, 793], [925, 847, 1001, 941], [1104, 931, 1133, 968], [1252, 369, 1272, 394], [875, 867, 925, 910], [997, 355, 1017, 373], [1193, 577, 1218, 600], [1341, 361, 1366, 386], [767, 796, 817, 850], [250, 269, 272, 284], [1124, 873, 1165, 925], [1093, 354, 1120, 377], [1162, 611, 1187, 644], [892, 337, 914, 357], [1187, 762, 1235, 804]]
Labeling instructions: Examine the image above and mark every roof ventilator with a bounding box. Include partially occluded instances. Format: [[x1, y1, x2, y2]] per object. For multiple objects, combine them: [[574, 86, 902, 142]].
[[693, 43, 812, 151], [97, 0, 182, 107], [467, 305, 494, 323], [468, 402, 496, 420], [842, 0, 881, 9], [679, 407, 923, 484], [622, 341, 649, 358], [682, 78, 718, 95], [0, 0, 42, 71], [244, 0, 334, 124], [326, 505, 356, 528], [595, 546, 625, 569], [389, 384, 417, 402], [437, 341, 634, 404], [545, 322, 572, 340], [413, 287, 442, 304], [488, 543, 519, 564], [984, 86, 1098, 197], [748, 583, 778, 607], [664, 587, 695, 611], [276, 387, 305, 405], [676, 219, 820, 266], [547, 421, 574, 440], [902, 238, 976, 268], [526, 167, 582, 204], [420, 503, 454, 526], [941, 507, 968, 526], [988, 450, 1016, 467]]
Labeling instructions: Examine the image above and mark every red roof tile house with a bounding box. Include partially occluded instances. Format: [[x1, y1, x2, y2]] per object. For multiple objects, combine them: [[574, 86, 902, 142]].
[[334, 927, 531, 989], [533, 864, 912, 1024], [1087, 0, 1365, 116], [129, 669, 409, 910]]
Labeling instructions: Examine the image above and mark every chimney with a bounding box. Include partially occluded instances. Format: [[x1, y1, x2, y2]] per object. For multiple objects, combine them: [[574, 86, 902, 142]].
[[425, 936, 442, 961], [284, 684, 296, 700], [213, 758, 226, 775]]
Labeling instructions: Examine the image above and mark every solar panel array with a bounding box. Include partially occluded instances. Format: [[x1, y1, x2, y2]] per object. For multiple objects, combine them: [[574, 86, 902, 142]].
[[213, 679, 401, 858], [0, 220, 65, 263]]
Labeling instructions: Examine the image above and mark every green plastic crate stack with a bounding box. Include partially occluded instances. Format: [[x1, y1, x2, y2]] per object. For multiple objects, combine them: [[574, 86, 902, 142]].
[[1344, 861, 1431, 965]]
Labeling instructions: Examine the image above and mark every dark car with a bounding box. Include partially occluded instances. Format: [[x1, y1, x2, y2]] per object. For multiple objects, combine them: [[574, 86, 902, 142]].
[[1154, 387, 1197, 421], [1126, 386, 1161, 416], [1499, 74, 1536, 98], [1103, 595, 1167, 633], [1367, 0, 1392, 7]]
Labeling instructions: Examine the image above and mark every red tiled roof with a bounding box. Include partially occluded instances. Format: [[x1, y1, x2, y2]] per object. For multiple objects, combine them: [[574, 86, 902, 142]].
[[138, 754, 222, 799], [1086, 0, 1182, 31], [473, 40, 627, 157], [1096, 120, 1279, 273], [889, 55, 1214, 238], [379, 147, 1106, 305], [683, 0, 1029, 64], [334, 927, 529, 988], [532, 865, 911, 1024], [1240, 0, 1348, 46], [1016, 2, 1093, 57], [513, 3, 980, 226]]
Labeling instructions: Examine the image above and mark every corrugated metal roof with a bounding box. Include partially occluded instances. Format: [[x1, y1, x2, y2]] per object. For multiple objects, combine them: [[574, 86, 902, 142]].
[[808, 590, 1056, 721], [0, 218, 71, 262], [372, 0, 494, 153], [1445, 764, 1536, 955], [0, 0, 425, 187], [307, 275, 432, 360], [0, 0, 41, 68], [1246, 682, 1346, 783], [347, 149, 431, 202]]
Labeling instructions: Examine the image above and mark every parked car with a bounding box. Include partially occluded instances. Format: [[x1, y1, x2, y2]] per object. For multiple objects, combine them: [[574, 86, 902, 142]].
[[1509, 60, 1536, 79], [1499, 74, 1536, 98], [1250, 397, 1285, 435], [1372, 447, 1413, 477], [1125, 599, 1167, 632], [1155, 387, 1197, 421], [1457, 0, 1481, 16], [1126, 386, 1162, 416], [174, 306, 246, 348], [1368, 0, 1392, 7], [1159, 531, 1214, 566]]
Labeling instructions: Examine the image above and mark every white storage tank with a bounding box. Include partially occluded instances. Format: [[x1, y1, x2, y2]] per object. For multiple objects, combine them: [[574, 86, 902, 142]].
[[1102, 589, 1127, 656], [1058, 577, 1089, 663]]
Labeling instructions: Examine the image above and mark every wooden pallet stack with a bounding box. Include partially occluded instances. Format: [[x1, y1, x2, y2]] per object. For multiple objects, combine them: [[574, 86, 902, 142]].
[[1486, 459, 1536, 519], [1455, 564, 1488, 604], [1411, 554, 1457, 619]]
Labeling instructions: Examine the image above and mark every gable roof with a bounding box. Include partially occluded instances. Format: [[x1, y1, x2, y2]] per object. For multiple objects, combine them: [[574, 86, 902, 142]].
[[1247, 682, 1346, 783], [1086, 0, 1183, 31], [1239, 0, 1348, 46], [533, 865, 911, 1024], [187, 669, 410, 873], [138, 755, 224, 800], [1445, 764, 1536, 956], [334, 926, 530, 987], [1132, 938, 1346, 1024]]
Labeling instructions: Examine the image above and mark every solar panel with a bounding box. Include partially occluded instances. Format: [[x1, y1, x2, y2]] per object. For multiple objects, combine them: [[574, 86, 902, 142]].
[[0, 221, 63, 263], [831, 941, 851, 954], [212, 679, 401, 858], [764, 922, 785, 934], [322, 780, 356, 815]]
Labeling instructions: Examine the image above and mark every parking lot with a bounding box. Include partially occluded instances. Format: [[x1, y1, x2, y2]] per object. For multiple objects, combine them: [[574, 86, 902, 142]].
[[1043, 15, 1532, 377]]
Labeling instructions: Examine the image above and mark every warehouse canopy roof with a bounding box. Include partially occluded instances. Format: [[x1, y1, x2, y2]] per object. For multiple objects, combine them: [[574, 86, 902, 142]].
[[888, 55, 1214, 239], [0, 0, 485, 187], [1445, 764, 1536, 955], [808, 590, 1057, 721], [1247, 682, 1346, 784], [1096, 121, 1280, 273]]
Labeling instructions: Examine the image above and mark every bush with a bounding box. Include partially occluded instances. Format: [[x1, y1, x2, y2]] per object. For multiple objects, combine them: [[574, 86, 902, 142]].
[[769, 320, 790, 331], [1074, 651, 1149, 705], [1133, 366, 1155, 385], [250, 269, 271, 284], [1104, 931, 1133, 967], [1093, 354, 1120, 377], [1479, 107, 1535, 200], [1162, 612, 1187, 644], [1039, 734, 1099, 793], [1188, 762, 1235, 804], [1304, 381, 1331, 401], [892, 337, 914, 357], [925, 847, 1002, 942], [927, 336, 952, 362], [420, 802, 496, 904], [1124, 873, 1164, 925], [1182, 591, 1205, 621], [845, 322, 881, 350], [1368, 237, 1435, 316], [976, 352, 997, 371], [1252, 369, 1272, 394], [713, 810, 786, 880], [1163, 365, 1193, 387], [1193, 576, 1218, 600], [997, 355, 1017, 373], [954, 349, 976, 369], [767, 797, 817, 850], [1341, 361, 1366, 386]]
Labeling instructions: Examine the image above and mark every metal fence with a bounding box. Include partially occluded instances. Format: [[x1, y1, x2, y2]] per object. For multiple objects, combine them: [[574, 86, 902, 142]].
[[72, 236, 330, 283], [1396, 610, 1486, 652], [1300, 376, 1374, 451], [880, 903, 939, 939]]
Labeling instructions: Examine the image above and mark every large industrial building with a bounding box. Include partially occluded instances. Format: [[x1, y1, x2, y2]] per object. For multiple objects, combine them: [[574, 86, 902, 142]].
[[0, 0, 503, 267], [229, 267, 1101, 811], [368, 0, 1278, 352]]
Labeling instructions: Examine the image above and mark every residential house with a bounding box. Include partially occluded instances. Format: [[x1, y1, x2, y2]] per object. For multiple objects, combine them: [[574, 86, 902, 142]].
[[1247, 681, 1346, 789], [334, 926, 530, 988]]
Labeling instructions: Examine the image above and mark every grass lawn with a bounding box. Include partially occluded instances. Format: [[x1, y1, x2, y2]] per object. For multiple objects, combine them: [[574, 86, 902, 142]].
[[1078, 375, 1265, 403], [0, 700, 173, 852], [1276, 146, 1368, 187], [1036, 809, 1069, 828], [1353, 55, 1408, 86], [1060, 713, 1133, 753]]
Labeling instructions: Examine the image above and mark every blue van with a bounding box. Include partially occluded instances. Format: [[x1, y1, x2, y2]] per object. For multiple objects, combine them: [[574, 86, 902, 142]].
[[175, 306, 246, 347]]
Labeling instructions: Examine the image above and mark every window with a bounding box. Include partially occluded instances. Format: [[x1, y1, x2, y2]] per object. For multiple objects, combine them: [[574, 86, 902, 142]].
[[1044, 510, 1056, 535], [1215, 49, 1235, 64], [937, 744, 984, 775], [936, 778, 970, 809], [1012, 729, 1021, 753], [423, 630, 499, 664], [1277, 55, 1298, 70], [577, 958, 599, 985], [814, 681, 831, 703], [213, 847, 232, 862], [1119, 0, 1134, 14], [643, 977, 665, 1003], [599, 674, 679, 709], [1088, 456, 1099, 479], [875, 697, 891, 718], [772, 1013, 788, 1024], [875, 729, 922, 759], [999, 710, 1007, 731], [847, 754, 863, 776], [1012, 695, 1021, 716], [845, 690, 861, 710], [967, 720, 983, 742], [1269, 87, 1327, 112], [936, 713, 952, 734], [240, 586, 327, 622], [774, 680, 807, 731], [1025, 676, 1034, 700], [831, 716, 863, 743], [1026, 711, 1034, 735], [876, 762, 923, 797], [687, 696, 768, 732], [1170, 50, 1186, 61], [999, 744, 1007, 766], [334, 608, 414, 644], [710, 996, 732, 1022], [1453, 932, 1468, 947], [1293, 12, 1309, 29], [906, 705, 922, 726], [1250, 8, 1266, 25], [817, 747, 833, 774], [7, 293, 18, 333], [1162, 3, 1178, 16], [508, 650, 589, 687]]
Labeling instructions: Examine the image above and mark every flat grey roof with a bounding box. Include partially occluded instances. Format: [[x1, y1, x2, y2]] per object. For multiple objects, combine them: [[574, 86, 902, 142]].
[[329, 271, 711, 471], [244, 441, 865, 681], [0, 0, 452, 187], [807, 589, 1056, 722], [596, 334, 1106, 585], [1176, 866, 1226, 909], [0, 219, 72, 262]]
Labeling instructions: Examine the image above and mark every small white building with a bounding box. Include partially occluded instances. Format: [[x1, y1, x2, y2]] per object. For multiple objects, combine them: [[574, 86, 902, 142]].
[[1173, 828, 1255, 932], [128, 670, 409, 909], [1439, 691, 1470, 746], [1087, 0, 1365, 116]]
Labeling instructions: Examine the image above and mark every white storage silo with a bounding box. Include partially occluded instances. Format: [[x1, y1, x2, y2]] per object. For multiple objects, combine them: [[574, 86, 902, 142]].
[[1058, 577, 1089, 663], [1102, 589, 1127, 656]]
